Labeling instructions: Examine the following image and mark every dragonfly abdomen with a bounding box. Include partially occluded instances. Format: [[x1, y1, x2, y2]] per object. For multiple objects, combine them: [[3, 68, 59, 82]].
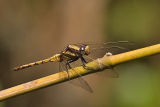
[[14, 54, 61, 71]]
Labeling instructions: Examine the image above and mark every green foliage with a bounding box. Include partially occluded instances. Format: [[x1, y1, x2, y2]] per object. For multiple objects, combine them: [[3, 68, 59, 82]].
[[106, 1, 160, 42], [111, 63, 160, 107]]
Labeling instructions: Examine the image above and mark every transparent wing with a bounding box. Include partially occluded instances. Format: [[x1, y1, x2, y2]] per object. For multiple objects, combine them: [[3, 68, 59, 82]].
[[69, 69, 93, 93], [72, 41, 132, 45], [59, 62, 93, 93], [72, 41, 133, 48], [83, 55, 119, 78], [58, 41, 131, 92], [95, 68, 119, 78], [72, 41, 133, 56]]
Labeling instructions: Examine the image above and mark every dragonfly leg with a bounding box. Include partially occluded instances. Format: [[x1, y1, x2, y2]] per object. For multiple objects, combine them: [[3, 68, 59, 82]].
[[65, 59, 76, 80], [65, 61, 71, 80], [80, 57, 87, 67], [80, 57, 93, 70]]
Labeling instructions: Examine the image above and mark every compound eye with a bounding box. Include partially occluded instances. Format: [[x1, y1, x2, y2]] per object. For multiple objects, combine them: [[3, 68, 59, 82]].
[[81, 47, 85, 51], [80, 46, 85, 54]]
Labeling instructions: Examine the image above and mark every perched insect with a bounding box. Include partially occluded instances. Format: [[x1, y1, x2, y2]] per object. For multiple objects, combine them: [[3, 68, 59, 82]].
[[14, 44, 90, 71], [14, 41, 131, 92]]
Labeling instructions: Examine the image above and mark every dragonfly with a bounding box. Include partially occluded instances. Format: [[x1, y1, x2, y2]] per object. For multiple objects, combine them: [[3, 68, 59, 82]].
[[14, 41, 130, 93]]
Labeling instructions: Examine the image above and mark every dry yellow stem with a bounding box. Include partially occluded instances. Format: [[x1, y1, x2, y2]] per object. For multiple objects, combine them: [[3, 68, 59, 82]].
[[0, 44, 160, 101]]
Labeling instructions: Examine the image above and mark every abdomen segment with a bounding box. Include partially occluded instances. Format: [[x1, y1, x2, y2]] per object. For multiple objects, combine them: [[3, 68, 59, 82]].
[[14, 54, 61, 71]]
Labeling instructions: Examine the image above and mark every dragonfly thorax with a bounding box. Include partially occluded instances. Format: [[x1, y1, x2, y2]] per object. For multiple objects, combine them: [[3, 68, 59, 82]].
[[59, 44, 90, 62], [67, 44, 90, 56]]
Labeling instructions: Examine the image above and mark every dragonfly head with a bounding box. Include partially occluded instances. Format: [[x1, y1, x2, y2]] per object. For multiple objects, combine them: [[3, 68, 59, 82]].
[[80, 44, 90, 55]]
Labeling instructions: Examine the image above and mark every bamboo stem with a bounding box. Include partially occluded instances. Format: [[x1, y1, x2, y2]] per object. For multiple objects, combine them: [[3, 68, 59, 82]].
[[0, 44, 160, 101]]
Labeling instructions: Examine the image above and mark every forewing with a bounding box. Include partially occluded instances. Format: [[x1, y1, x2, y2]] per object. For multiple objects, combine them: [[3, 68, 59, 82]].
[[72, 41, 132, 56]]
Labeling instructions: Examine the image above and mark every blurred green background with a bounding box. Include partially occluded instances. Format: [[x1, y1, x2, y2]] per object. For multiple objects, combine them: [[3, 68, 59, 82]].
[[0, 0, 160, 107]]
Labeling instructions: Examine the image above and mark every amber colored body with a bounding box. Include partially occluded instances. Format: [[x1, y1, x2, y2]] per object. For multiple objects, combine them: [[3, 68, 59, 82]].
[[14, 44, 90, 71]]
